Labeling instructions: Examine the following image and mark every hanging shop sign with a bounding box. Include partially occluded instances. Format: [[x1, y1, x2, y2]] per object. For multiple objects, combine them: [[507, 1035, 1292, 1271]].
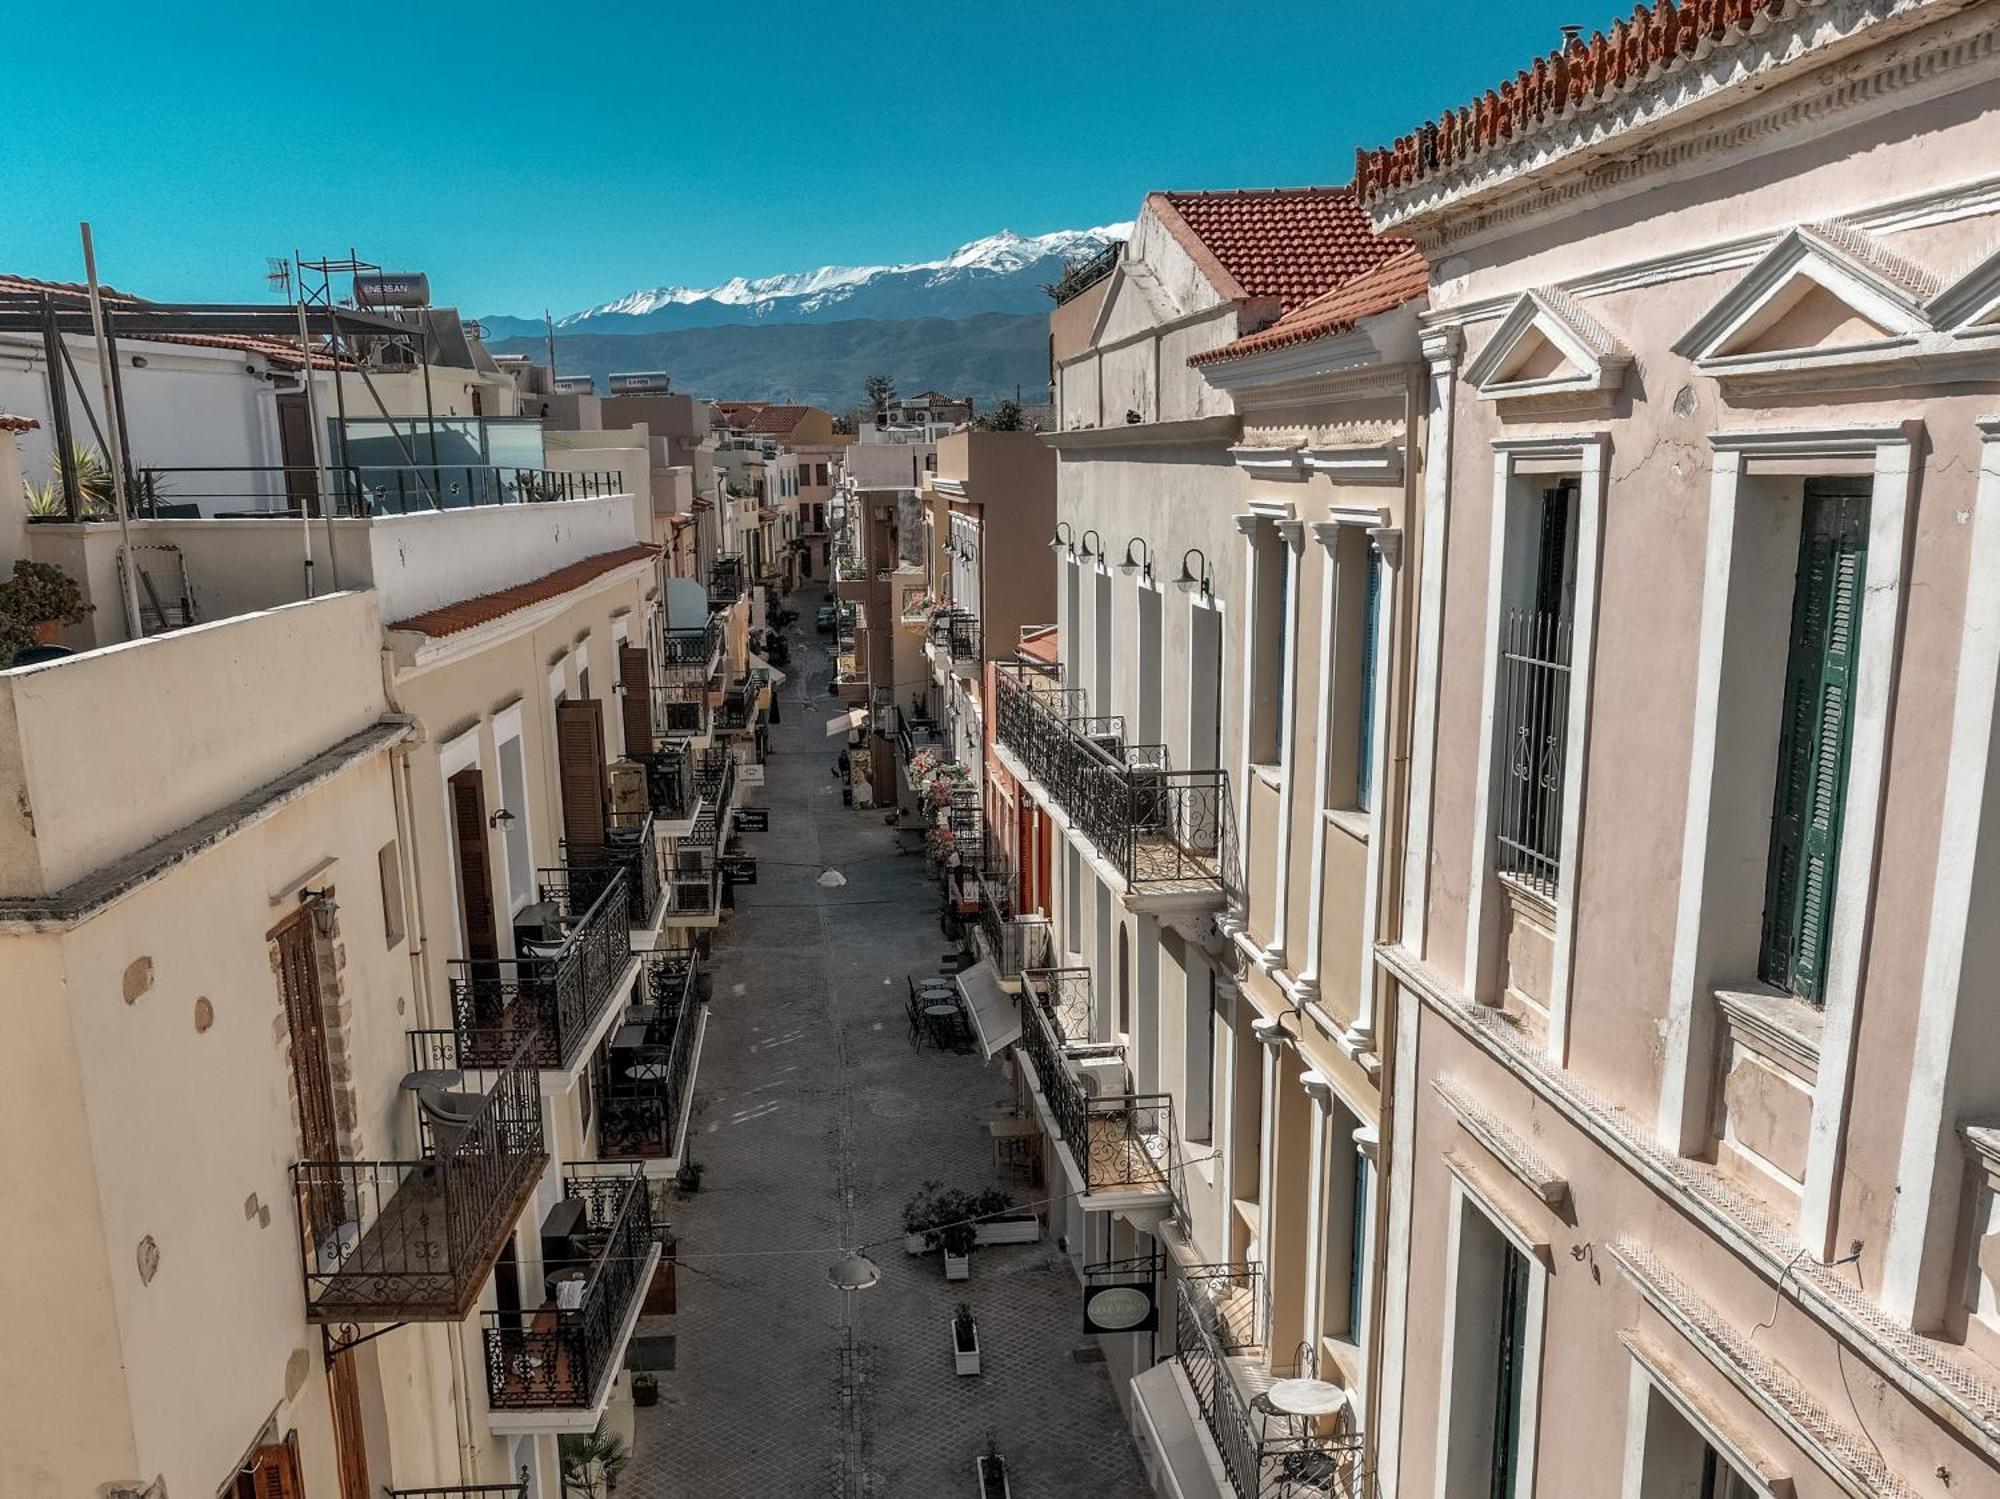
[[736, 806, 771, 833], [1082, 1280, 1158, 1335]]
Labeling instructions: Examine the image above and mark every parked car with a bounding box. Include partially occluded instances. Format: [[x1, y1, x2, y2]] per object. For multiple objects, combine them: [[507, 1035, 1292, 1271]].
[[815, 604, 837, 633]]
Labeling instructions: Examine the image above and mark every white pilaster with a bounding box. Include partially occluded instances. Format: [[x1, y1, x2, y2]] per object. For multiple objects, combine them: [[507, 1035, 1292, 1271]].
[[1295, 519, 1345, 1008], [1348, 528, 1403, 1056], [1401, 327, 1462, 958], [1299, 1069, 1336, 1355], [1266, 519, 1308, 967], [1225, 512, 1264, 938]]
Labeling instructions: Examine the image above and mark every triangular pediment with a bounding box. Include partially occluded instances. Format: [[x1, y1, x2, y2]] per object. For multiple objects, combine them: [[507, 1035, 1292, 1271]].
[[1090, 261, 1183, 348], [1928, 244, 2000, 333], [1465, 288, 1629, 407], [1674, 222, 1936, 366]]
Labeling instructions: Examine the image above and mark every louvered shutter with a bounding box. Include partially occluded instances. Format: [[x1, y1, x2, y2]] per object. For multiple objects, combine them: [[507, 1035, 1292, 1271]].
[[1761, 489, 1867, 1003], [449, 768, 499, 965], [557, 698, 610, 853], [620, 644, 655, 758], [243, 1441, 301, 1499]]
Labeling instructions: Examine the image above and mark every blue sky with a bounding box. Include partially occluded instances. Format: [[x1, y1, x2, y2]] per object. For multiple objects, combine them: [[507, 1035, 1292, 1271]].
[[2, 1, 1583, 315]]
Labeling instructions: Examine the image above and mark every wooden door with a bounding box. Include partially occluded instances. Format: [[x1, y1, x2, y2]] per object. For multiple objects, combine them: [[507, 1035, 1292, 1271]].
[[620, 643, 655, 759], [276, 912, 342, 1243], [448, 768, 500, 965], [275, 394, 321, 516], [327, 1351, 370, 1499], [557, 697, 610, 853]]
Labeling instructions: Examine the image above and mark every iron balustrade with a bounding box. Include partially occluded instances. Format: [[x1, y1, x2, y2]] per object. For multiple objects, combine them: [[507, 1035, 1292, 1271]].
[[130, 464, 624, 519], [1017, 967, 1175, 1197], [927, 608, 982, 666], [993, 664, 1232, 894], [386, 1487, 528, 1499], [643, 743, 695, 819], [658, 617, 722, 672], [598, 952, 706, 1160], [555, 811, 661, 928], [708, 554, 746, 607], [1051, 240, 1123, 305], [1175, 1265, 1367, 1499], [294, 1041, 545, 1322], [482, 1166, 660, 1413], [445, 873, 633, 1070], [1495, 607, 1573, 899]]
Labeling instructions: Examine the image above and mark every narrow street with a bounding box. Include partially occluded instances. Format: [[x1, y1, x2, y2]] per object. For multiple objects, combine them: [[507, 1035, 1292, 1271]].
[[627, 602, 1153, 1498]]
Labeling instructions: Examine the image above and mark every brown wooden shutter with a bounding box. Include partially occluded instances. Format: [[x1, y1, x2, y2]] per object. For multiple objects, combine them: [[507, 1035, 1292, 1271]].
[[448, 768, 500, 964], [242, 1441, 302, 1499], [557, 697, 610, 852], [328, 1353, 370, 1499], [620, 643, 655, 758]]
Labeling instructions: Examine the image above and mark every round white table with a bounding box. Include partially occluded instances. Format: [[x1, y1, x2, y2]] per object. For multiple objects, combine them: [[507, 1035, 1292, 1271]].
[[923, 1002, 961, 1019], [1261, 1378, 1348, 1419], [626, 1062, 670, 1083]]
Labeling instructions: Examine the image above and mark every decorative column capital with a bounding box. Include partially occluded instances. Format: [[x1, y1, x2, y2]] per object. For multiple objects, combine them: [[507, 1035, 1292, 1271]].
[[1299, 1069, 1335, 1110], [1233, 512, 1264, 540], [1274, 519, 1307, 549], [1421, 325, 1464, 368], [1369, 526, 1404, 568]]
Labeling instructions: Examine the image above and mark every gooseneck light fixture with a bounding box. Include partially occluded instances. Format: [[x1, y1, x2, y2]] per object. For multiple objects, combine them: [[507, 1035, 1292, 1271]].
[[1047, 521, 1074, 555], [1078, 529, 1103, 563], [1175, 548, 1214, 599], [1119, 537, 1153, 581]]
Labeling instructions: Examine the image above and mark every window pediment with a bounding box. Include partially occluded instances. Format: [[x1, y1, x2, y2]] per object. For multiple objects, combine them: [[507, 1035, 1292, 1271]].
[[1674, 221, 1996, 391], [1465, 288, 1630, 413]]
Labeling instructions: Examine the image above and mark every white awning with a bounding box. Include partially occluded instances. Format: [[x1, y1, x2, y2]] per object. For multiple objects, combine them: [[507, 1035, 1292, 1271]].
[[956, 960, 1020, 1060], [826, 708, 867, 738]]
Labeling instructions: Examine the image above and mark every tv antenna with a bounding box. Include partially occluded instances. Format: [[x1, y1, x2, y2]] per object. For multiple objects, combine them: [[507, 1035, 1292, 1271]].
[[266, 257, 294, 299]]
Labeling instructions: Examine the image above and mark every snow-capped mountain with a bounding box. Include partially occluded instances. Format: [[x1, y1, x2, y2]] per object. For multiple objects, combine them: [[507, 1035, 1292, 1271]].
[[485, 224, 1129, 338]]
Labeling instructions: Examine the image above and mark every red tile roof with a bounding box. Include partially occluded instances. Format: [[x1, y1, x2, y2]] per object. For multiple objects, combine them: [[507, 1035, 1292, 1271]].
[[1152, 188, 1404, 312], [0, 413, 40, 433], [1355, 0, 1820, 207], [1191, 246, 1431, 365], [745, 404, 814, 435], [386, 545, 659, 638]]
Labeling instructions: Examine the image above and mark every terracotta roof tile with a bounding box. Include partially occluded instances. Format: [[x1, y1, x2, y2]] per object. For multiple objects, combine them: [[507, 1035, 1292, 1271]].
[[1155, 187, 1402, 312], [1355, 0, 1832, 207], [387, 545, 659, 638], [744, 404, 813, 434], [0, 412, 41, 433], [1192, 246, 1430, 365]]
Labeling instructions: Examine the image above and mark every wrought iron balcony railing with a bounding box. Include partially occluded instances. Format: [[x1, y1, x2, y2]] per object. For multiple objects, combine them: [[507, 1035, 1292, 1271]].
[[897, 712, 946, 766], [1017, 966, 1174, 1197], [550, 812, 661, 929], [994, 663, 1232, 896], [482, 1165, 663, 1414], [444, 873, 633, 1070], [658, 617, 722, 673], [599, 952, 705, 1160], [386, 1484, 529, 1499], [970, 868, 1053, 982], [708, 554, 745, 607], [927, 608, 982, 666], [1175, 1264, 1366, 1499], [1050, 239, 1123, 306], [295, 1041, 545, 1323], [644, 741, 696, 820]]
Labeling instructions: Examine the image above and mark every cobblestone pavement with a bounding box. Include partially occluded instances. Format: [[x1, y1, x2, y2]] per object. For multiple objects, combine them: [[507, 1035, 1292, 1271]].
[[625, 607, 1153, 1499]]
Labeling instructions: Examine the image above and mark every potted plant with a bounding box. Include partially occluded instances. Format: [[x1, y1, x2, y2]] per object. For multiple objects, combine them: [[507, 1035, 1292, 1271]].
[[967, 1188, 1040, 1247], [975, 1433, 1010, 1498], [630, 1371, 660, 1408], [902, 1180, 947, 1255], [558, 1421, 630, 1498], [675, 1156, 705, 1195], [940, 1214, 976, 1281], [0, 559, 93, 664], [952, 1302, 981, 1376]]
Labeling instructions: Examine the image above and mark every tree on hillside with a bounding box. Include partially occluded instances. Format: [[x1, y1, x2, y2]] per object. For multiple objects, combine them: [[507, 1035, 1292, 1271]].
[[975, 399, 1025, 431], [865, 374, 895, 412]]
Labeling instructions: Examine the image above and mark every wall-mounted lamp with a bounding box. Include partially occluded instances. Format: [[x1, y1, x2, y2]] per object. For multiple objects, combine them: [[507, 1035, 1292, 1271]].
[[1175, 548, 1213, 599], [1118, 537, 1153, 581], [1078, 529, 1103, 562], [1047, 521, 1074, 554], [490, 807, 518, 830], [299, 886, 339, 940]]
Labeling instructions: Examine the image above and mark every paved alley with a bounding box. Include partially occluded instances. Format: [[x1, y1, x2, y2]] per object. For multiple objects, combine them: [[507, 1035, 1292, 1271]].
[[626, 605, 1153, 1499]]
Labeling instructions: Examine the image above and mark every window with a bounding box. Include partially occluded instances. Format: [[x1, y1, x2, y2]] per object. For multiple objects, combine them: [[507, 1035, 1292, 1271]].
[[1246, 519, 1294, 767], [1495, 483, 1578, 895], [498, 734, 533, 913], [1440, 1186, 1543, 1499], [1183, 964, 1215, 1142], [1490, 1242, 1531, 1499], [1759, 481, 1868, 1005], [1347, 1147, 1371, 1336], [1355, 547, 1381, 813]]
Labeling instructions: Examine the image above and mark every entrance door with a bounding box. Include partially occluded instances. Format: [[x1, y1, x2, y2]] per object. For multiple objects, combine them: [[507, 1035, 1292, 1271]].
[[276, 393, 321, 516], [327, 1351, 370, 1499]]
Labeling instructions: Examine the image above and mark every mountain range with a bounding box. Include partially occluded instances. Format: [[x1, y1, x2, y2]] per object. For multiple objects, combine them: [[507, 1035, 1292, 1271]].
[[482, 223, 1126, 408]]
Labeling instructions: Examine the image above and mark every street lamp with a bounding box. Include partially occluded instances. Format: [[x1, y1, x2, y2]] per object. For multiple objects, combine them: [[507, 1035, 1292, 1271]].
[[1078, 529, 1103, 562], [1119, 537, 1153, 580], [1047, 521, 1074, 554], [1175, 548, 1213, 599]]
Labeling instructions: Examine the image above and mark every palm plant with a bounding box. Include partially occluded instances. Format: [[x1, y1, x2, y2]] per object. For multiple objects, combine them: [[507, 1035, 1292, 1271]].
[[558, 1421, 630, 1498]]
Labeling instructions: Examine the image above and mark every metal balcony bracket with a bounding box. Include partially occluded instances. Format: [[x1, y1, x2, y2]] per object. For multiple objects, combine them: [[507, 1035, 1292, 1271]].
[[322, 1319, 408, 1363]]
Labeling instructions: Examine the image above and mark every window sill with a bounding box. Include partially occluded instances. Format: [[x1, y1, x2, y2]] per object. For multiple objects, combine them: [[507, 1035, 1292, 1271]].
[[1325, 807, 1371, 844], [1714, 981, 1823, 1083], [1252, 763, 1284, 791]]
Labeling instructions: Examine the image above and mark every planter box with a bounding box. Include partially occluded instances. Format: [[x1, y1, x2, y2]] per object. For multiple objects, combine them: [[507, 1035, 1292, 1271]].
[[953, 1318, 981, 1376], [975, 1455, 1012, 1498], [973, 1214, 1040, 1247], [943, 1250, 971, 1282]]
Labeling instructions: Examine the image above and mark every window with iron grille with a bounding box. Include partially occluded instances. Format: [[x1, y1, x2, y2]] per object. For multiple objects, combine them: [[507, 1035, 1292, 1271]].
[[1495, 484, 1578, 897]]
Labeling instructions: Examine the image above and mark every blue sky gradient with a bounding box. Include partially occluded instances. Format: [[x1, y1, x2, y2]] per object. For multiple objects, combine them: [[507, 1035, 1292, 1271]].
[[3, 1, 1584, 314]]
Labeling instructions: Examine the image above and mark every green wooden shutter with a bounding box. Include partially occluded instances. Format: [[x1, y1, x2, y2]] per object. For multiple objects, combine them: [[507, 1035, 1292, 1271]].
[[1760, 489, 1868, 1003]]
